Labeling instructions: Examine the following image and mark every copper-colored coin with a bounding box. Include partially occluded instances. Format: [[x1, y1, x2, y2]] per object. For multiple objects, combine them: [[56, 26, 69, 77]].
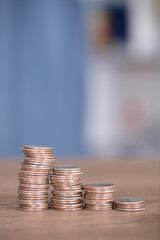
[[115, 204, 146, 209], [53, 184, 83, 189], [20, 169, 51, 174], [18, 195, 48, 199], [51, 183, 82, 188], [22, 153, 53, 158], [19, 201, 49, 206], [114, 198, 145, 205], [51, 190, 82, 197], [18, 190, 48, 196], [22, 149, 54, 155], [19, 175, 49, 181], [20, 171, 50, 176], [50, 181, 81, 185], [22, 151, 53, 156], [85, 189, 115, 194], [85, 201, 113, 206], [84, 206, 112, 211], [23, 154, 55, 159], [22, 145, 53, 150], [21, 163, 51, 168], [84, 183, 115, 191], [53, 188, 83, 193], [22, 147, 53, 152], [18, 174, 48, 179], [24, 160, 54, 165], [21, 151, 53, 156], [52, 202, 82, 208], [19, 180, 49, 185], [51, 179, 81, 182], [50, 174, 80, 178], [19, 175, 49, 180], [53, 166, 82, 171], [50, 177, 81, 182], [19, 184, 49, 190], [84, 198, 114, 203], [21, 167, 51, 172], [51, 198, 81, 204], [24, 156, 55, 160], [115, 207, 146, 212], [24, 157, 55, 161], [18, 198, 49, 204], [18, 205, 49, 211], [84, 191, 114, 197], [53, 172, 83, 176], [51, 206, 82, 211]]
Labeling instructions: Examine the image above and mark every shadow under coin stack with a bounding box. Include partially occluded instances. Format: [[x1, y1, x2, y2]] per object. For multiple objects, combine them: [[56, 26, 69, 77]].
[[114, 198, 146, 211], [18, 145, 55, 211], [84, 183, 115, 210], [50, 166, 83, 210]]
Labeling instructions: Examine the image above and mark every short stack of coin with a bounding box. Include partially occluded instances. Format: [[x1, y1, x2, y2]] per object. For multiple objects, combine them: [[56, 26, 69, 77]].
[[84, 183, 115, 210], [18, 145, 55, 211], [50, 166, 83, 210], [114, 198, 146, 211]]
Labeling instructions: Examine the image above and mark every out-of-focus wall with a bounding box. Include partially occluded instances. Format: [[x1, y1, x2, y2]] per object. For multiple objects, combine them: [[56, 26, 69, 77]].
[[83, 0, 160, 156], [0, 0, 84, 157]]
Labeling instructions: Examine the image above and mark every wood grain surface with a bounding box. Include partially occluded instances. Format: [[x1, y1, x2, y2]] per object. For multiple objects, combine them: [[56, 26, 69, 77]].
[[0, 158, 160, 240]]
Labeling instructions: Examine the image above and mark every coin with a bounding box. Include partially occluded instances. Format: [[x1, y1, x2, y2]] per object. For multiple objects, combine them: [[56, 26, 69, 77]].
[[53, 166, 82, 171], [84, 203, 113, 210], [51, 197, 81, 204], [22, 145, 53, 150], [115, 207, 146, 212], [84, 183, 115, 190], [51, 190, 82, 198], [115, 198, 145, 205], [52, 206, 82, 211], [18, 205, 49, 211], [51, 202, 82, 210]]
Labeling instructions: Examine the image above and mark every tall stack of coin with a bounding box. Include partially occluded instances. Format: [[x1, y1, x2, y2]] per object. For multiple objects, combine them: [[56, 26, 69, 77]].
[[50, 166, 83, 210], [114, 198, 146, 211], [84, 183, 115, 210], [18, 145, 55, 211]]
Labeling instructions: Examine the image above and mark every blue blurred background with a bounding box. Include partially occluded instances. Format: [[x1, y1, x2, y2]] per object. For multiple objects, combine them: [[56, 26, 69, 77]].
[[0, 0, 84, 156], [0, 0, 160, 157]]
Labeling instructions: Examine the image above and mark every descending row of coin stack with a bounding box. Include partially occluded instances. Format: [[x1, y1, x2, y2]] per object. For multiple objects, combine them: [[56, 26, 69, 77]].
[[18, 146, 55, 211], [50, 166, 83, 210], [83, 183, 115, 210], [17, 146, 146, 212]]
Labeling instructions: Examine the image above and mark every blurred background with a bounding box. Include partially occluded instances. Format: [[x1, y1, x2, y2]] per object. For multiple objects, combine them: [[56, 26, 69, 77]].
[[0, 0, 160, 157]]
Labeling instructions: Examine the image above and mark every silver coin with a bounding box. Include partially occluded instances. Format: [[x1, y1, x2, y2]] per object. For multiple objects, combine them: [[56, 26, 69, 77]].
[[85, 183, 115, 188], [23, 145, 53, 150], [115, 198, 145, 205], [115, 207, 146, 211], [53, 166, 82, 171]]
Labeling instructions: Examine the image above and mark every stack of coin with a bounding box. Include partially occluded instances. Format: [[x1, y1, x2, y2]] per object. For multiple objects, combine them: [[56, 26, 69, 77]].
[[50, 166, 83, 210], [84, 183, 115, 210], [18, 145, 55, 211], [114, 198, 146, 211]]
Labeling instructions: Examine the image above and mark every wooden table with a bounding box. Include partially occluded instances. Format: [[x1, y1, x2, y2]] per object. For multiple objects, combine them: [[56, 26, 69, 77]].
[[0, 158, 160, 240]]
